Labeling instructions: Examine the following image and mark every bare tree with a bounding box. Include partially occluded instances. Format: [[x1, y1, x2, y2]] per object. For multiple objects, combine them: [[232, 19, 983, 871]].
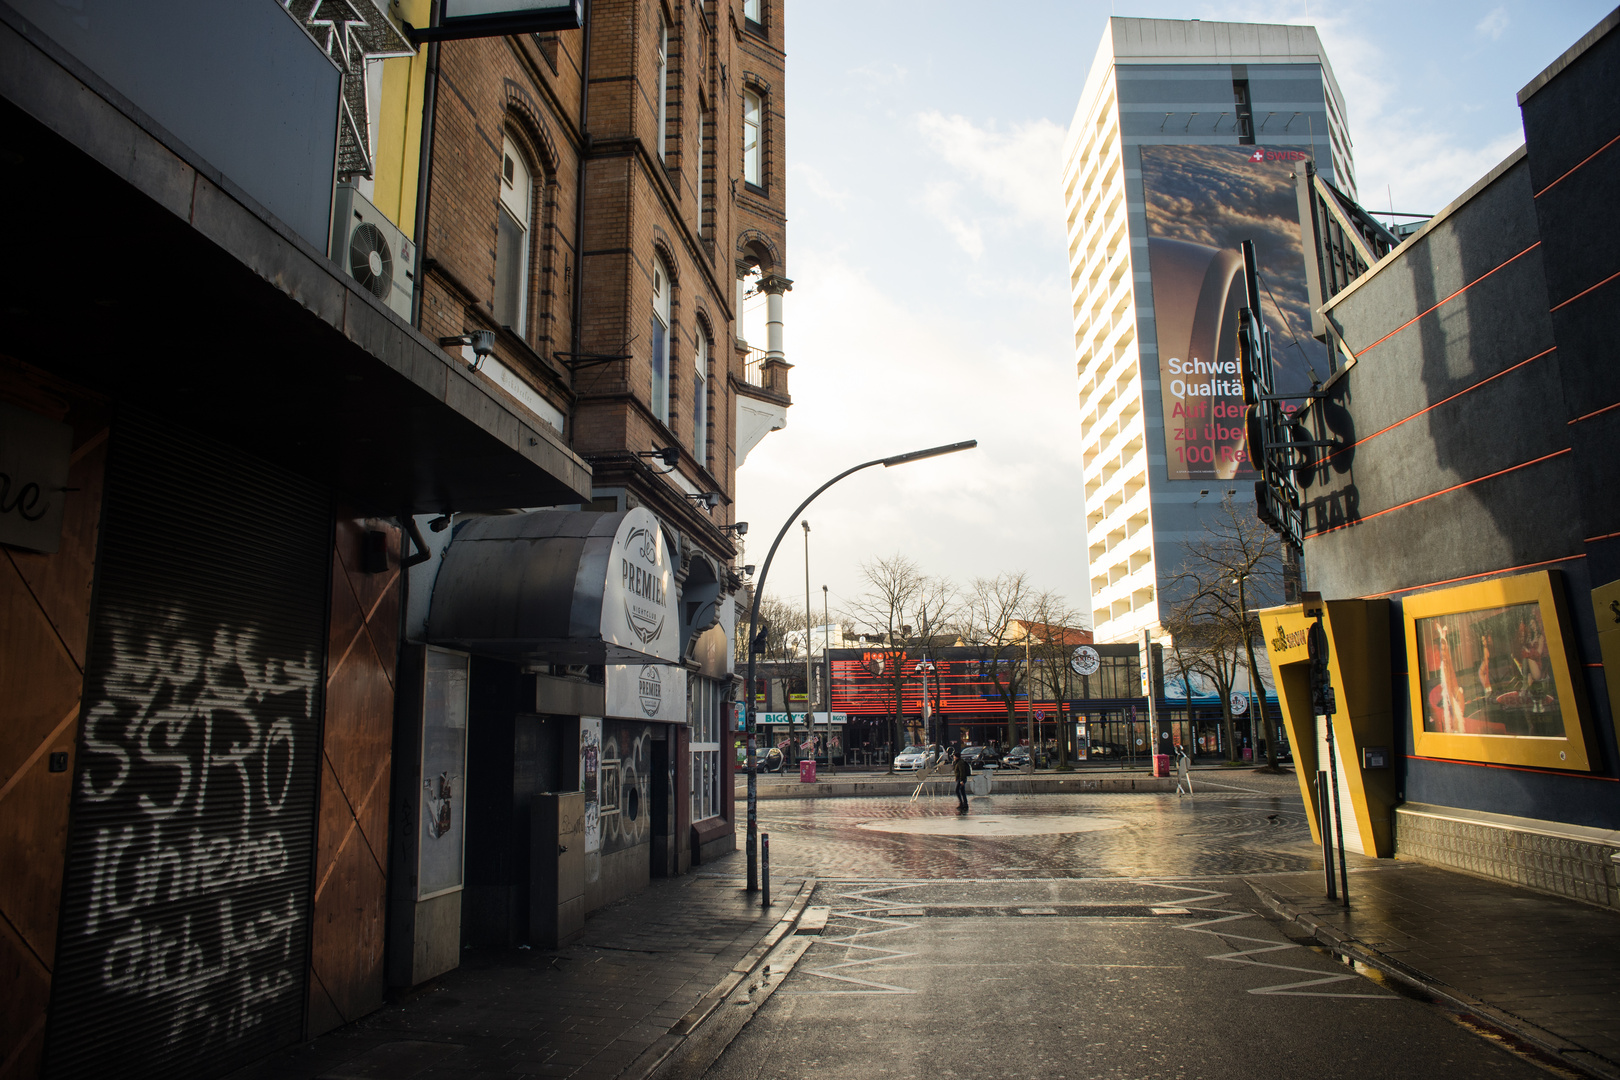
[[1023, 590, 1088, 768], [957, 572, 1035, 749], [737, 591, 812, 749], [1167, 494, 1285, 769], [911, 576, 959, 748], [736, 591, 806, 662], [844, 555, 933, 767], [1161, 599, 1246, 762]]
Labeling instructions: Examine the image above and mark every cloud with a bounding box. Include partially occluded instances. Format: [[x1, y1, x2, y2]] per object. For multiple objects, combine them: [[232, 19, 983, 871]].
[[920, 181, 983, 257], [847, 61, 908, 88], [1475, 6, 1509, 39], [733, 248, 1091, 620], [792, 162, 852, 211], [915, 111, 1067, 225]]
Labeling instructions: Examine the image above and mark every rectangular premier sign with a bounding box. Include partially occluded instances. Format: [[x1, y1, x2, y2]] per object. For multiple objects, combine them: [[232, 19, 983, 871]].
[[410, 0, 582, 41]]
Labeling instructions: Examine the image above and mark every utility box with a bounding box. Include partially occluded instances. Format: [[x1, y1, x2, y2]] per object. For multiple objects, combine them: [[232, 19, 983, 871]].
[[799, 759, 817, 783], [530, 791, 585, 949], [1153, 753, 1171, 777]]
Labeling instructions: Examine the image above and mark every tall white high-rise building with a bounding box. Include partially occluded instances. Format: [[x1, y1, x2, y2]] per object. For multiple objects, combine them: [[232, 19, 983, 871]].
[[1063, 18, 1353, 643]]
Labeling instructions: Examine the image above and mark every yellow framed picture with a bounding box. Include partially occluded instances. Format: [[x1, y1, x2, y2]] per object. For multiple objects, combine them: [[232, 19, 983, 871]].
[[1403, 570, 1592, 771]]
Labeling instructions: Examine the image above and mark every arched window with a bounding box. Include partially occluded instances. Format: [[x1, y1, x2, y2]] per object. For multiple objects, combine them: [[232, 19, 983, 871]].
[[692, 327, 709, 460], [742, 89, 762, 187], [651, 254, 672, 425], [495, 135, 532, 333], [657, 17, 669, 161]]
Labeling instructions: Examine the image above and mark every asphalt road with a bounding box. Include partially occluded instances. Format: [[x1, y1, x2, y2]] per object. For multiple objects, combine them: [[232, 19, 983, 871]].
[[673, 773, 1558, 1080]]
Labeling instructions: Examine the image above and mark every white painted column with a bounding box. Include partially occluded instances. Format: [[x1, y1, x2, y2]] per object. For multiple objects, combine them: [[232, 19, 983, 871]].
[[765, 287, 785, 361]]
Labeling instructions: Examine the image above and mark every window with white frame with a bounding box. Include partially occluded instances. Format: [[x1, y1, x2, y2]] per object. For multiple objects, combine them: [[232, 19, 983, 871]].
[[696, 104, 707, 235], [743, 0, 761, 29], [494, 136, 532, 333], [657, 17, 669, 161], [690, 676, 723, 822], [692, 329, 708, 461], [742, 89, 762, 188], [651, 254, 672, 425]]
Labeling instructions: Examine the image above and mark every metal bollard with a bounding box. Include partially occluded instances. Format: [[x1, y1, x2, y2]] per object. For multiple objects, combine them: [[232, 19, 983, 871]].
[[761, 832, 771, 908]]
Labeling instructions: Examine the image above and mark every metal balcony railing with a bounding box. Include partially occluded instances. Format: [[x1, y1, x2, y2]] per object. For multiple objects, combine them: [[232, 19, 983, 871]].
[[744, 344, 767, 387]]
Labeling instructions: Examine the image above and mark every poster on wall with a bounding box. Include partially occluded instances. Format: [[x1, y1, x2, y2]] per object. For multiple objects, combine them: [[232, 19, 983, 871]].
[[580, 716, 602, 853], [419, 647, 470, 898], [1139, 145, 1329, 481], [1404, 571, 1592, 771]]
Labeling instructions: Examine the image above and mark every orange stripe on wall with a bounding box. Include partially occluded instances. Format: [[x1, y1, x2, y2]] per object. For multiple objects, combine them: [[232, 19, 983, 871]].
[[1314, 449, 1571, 538], [1352, 243, 1541, 359], [1327, 347, 1554, 463], [1357, 554, 1585, 599]]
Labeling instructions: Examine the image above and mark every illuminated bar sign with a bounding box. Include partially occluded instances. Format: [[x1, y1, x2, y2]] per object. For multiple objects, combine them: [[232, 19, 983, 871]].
[[409, 0, 583, 41]]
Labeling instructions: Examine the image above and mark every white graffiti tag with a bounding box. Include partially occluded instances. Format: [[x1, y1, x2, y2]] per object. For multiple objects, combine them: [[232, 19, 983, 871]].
[[70, 608, 318, 1048]]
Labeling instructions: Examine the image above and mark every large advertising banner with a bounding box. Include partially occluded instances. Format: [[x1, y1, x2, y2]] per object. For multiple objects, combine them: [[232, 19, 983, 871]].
[[1139, 145, 1329, 481]]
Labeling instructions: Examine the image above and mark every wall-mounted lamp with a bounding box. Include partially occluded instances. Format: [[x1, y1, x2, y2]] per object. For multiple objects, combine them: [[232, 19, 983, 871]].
[[684, 491, 723, 511], [428, 514, 454, 532], [637, 446, 681, 468], [742, 564, 756, 576], [439, 329, 496, 370], [720, 521, 749, 537]]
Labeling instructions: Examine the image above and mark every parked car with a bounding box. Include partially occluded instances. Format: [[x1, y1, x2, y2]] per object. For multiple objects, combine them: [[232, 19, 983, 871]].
[[1003, 745, 1048, 770], [894, 745, 931, 771], [958, 745, 989, 770]]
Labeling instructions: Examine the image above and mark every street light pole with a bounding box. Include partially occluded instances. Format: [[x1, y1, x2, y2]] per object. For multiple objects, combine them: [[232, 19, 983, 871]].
[[802, 520, 814, 769], [822, 584, 831, 771], [744, 439, 977, 892]]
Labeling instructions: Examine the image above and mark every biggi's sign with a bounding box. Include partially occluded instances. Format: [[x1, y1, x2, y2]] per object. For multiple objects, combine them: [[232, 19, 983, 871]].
[[0, 402, 72, 554], [600, 506, 679, 663]]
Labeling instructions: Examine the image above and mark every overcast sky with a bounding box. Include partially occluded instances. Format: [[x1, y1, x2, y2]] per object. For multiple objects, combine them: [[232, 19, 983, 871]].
[[733, 0, 1612, 633]]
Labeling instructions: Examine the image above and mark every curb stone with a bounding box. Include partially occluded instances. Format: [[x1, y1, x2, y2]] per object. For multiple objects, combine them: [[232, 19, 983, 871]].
[[1247, 880, 1620, 1080], [619, 878, 817, 1080]]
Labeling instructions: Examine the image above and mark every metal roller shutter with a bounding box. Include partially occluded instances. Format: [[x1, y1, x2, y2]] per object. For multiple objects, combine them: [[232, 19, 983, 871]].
[[45, 413, 331, 1079]]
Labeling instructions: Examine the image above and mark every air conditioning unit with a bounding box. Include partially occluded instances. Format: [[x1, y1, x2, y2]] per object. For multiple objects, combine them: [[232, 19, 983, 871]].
[[330, 182, 415, 321]]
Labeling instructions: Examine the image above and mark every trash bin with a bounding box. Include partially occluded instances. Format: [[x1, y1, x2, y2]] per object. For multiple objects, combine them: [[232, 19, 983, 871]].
[[1152, 753, 1171, 777], [799, 759, 817, 783]]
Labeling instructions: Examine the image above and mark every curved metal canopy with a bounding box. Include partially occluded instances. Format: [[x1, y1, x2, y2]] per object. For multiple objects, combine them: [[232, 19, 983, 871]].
[[428, 508, 683, 665]]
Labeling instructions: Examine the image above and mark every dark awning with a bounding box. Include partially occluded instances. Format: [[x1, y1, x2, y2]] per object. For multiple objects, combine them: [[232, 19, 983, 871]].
[[0, 16, 591, 515], [428, 509, 683, 666]]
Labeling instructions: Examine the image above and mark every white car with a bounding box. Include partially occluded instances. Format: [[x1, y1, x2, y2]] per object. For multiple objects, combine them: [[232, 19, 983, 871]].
[[893, 745, 931, 771]]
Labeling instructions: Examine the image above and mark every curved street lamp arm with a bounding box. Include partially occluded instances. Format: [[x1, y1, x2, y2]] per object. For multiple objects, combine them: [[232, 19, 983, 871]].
[[740, 439, 976, 892]]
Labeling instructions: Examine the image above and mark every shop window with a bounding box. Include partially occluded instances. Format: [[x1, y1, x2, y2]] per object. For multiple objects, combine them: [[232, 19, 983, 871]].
[[691, 677, 722, 822]]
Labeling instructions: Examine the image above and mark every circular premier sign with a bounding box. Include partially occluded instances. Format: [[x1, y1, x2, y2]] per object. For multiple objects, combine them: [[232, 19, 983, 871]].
[[638, 665, 662, 717], [1230, 692, 1249, 716], [1070, 645, 1100, 676]]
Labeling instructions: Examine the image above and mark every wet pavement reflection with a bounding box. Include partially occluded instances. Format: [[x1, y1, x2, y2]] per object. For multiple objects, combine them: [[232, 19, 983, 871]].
[[748, 772, 1345, 880]]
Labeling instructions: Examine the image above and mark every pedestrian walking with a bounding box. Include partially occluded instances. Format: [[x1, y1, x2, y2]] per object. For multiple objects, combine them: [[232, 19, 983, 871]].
[[1175, 745, 1193, 797], [954, 750, 972, 812]]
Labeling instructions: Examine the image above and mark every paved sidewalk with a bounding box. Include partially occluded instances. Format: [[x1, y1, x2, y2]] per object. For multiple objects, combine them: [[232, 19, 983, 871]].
[[1251, 861, 1620, 1079], [227, 854, 807, 1080]]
